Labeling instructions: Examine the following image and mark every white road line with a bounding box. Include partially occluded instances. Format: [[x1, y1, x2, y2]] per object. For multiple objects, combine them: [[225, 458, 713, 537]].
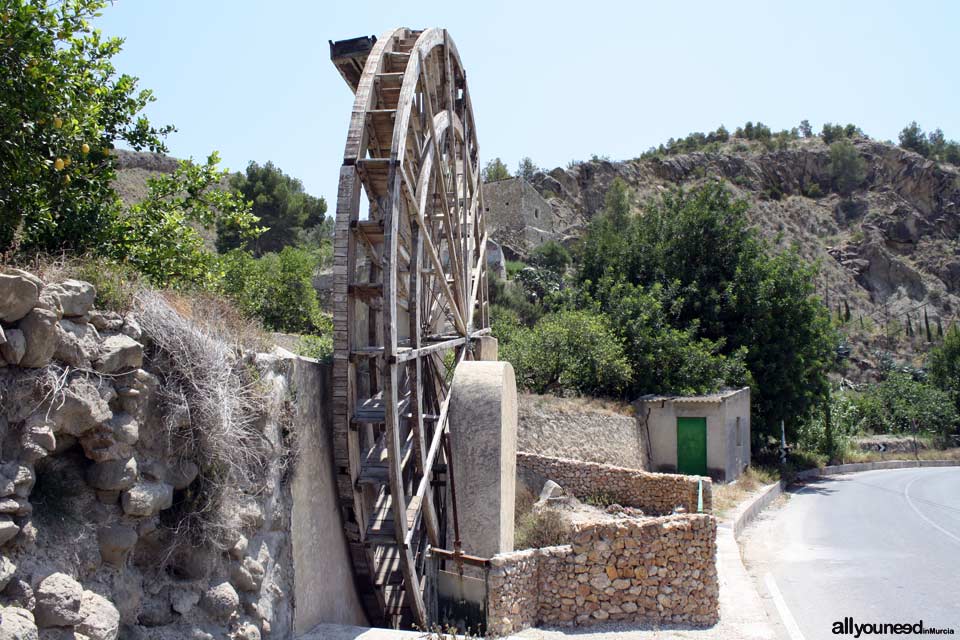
[[764, 572, 806, 640], [904, 471, 960, 546]]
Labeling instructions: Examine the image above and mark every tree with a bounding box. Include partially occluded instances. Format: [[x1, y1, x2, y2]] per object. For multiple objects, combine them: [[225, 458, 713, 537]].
[[899, 121, 929, 156], [516, 157, 539, 181], [578, 180, 835, 441], [929, 327, 960, 413], [828, 140, 866, 196], [529, 240, 571, 273], [0, 0, 174, 254], [799, 119, 813, 138], [217, 161, 327, 256], [482, 157, 511, 182]]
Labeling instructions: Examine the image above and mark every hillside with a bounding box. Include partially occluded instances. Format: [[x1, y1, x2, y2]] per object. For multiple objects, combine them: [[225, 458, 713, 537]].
[[523, 138, 960, 378]]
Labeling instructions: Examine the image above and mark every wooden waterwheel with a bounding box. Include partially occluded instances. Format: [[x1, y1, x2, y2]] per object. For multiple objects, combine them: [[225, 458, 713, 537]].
[[329, 28, 490, 628]]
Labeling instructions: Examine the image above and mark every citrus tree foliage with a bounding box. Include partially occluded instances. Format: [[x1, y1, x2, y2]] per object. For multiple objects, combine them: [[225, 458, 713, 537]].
[[499, 309, 632, 396], [0, 0, 174, 253], [112, 153, 260, 288], [856, 372, 958, 447], [217, 161, 327, 256], [828, 140, 866, 196], [577, 180, 834, 440]]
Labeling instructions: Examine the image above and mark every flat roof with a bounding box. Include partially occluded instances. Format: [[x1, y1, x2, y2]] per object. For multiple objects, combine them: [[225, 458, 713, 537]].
[[635, 387, 750, 405]]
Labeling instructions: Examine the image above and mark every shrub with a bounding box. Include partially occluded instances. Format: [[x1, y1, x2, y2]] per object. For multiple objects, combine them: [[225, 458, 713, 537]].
[[856, 372, 958, 447], [219, 246, 328, 335], [295, 334, 333, 362], [529, 240, 571, 273], [500, 309, 632, 397], [481, 157, 510, 182], [828, 140, 866, 196]]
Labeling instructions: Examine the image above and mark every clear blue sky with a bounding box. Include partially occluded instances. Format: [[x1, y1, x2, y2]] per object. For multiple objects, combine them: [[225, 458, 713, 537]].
[[95, 0, 960, 205]]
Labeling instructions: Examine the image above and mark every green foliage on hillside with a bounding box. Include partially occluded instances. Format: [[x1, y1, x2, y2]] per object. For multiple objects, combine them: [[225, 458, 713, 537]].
[[482, 157, 511, 182], [898, 121, 960, 165], [217, 161, 327, 256], [529, 240, 571, 274], [928, 328, 960, 415], [0, 0, 174, 254], [828, 140, 867, 197], [493, 178, 835, 443]]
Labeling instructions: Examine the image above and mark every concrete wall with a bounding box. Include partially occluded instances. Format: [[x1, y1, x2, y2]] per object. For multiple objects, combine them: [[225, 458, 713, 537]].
[[638, 388, 750, 482], [518, 394, 647, 470], [289, 358, 368, 632]]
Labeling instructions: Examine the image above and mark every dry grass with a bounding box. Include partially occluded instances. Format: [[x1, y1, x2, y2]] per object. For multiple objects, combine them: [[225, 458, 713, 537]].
[[136, 290, 274, 552], [844, 447, 960, 464], [712, 466, 779, 516], [522, 392, 635, 417], [513, 484, 567, 550]]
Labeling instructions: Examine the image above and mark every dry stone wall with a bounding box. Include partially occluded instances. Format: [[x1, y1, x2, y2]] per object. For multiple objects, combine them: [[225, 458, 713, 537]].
[[487, 514, 718, 635], [517, 453, 711, 515], [0, 268, 302, 640]]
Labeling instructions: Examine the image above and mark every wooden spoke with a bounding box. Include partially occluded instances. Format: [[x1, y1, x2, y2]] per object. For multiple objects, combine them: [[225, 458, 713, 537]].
[[330, 28, 489, 629]]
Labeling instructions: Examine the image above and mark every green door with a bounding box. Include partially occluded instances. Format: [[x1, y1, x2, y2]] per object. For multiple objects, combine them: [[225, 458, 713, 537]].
[[677, 417, 707, 476]]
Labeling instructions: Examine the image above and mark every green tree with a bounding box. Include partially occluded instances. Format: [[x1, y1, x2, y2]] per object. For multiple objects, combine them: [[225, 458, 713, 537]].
[[529, 240, 571, 274], [929, 327, 960, 413], [799, 119, 813, 138], [0, 0, 174, 254], [899, 121, 930, 156], [516, 157, 539, 181], [481, 157, 511, 182], [500, 310, 632, 397], [828, 140, 866, 196], [112, 153, 261, 288], [578, 180, 835, 440], [218, 161, 327, 256]]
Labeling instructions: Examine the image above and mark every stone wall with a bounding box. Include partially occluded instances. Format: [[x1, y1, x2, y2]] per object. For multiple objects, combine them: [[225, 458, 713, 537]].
[[517, 453, 711, 515], [483, 177, 561, 258], [518, 394, 647, 470], [487, 515, 719, 635], [0, 268, 304, 640]]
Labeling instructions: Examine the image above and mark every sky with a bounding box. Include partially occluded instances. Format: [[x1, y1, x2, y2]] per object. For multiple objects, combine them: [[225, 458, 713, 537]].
[[95, 0, 960, 205]]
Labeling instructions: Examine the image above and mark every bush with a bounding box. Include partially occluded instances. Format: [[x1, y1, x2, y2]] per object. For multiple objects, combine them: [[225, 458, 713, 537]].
[[856, 372, 958, 447], [929, 327, 960, 412], [295, 334, 333, 362], [529, 241, 571, 273], [828, 140, 866, 197], [219, 246, 328, 335], [500, 310, 632, 397], [796, 390, 862, 460]]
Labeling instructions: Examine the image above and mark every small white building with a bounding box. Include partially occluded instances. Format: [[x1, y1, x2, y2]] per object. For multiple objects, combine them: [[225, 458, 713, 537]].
[[636, 388, 751, 482]]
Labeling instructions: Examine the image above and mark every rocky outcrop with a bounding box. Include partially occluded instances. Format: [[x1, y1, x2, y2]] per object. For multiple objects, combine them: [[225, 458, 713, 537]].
[[0, 269, 296, 640]]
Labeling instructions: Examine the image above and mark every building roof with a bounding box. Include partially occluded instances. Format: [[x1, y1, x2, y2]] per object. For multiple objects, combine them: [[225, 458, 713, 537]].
[[635, 387, 750, 405]]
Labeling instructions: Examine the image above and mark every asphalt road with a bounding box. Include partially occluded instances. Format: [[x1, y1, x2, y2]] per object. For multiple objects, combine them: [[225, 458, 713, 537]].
[[741, 468, 960, 640]]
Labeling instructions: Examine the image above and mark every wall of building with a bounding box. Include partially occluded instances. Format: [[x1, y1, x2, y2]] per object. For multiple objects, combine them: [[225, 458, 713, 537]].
[[486, 515, 719, 635], [516, 453, 710, 515], [721, 391, 751, 482], [518, 395, 647, 471], [482, 178, 560, 258]]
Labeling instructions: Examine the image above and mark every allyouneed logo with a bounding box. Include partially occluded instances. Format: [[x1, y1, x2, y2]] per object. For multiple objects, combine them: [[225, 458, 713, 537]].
[[833, 617, 955, 637]]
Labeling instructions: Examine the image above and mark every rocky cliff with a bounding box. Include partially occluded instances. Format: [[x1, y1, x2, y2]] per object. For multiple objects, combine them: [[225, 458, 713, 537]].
[[526, 138, 960, 373]]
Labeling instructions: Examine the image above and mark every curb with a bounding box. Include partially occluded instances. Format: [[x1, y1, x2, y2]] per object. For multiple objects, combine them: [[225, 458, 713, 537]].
[[729, 459, 960, 540]]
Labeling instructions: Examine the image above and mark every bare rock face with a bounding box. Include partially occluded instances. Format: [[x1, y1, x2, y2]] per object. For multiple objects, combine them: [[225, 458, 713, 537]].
[[200, 582, 239, 624], [0, 329, 26, 366], [18, 308, 59, 368], [34, 573, 84, 628], [0, 272, 40, 323], [76, 590, 120, 640], [50, 378, 113, 437], [86, 458, 138, 492], [0, 605, 38, 640], [93, 335, 143, 374], [121, 482, 173, 517], [45, 280, 96, 318], [98, 525, 138, 567]]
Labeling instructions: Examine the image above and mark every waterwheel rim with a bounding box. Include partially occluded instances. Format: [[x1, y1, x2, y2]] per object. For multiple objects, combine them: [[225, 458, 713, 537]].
[[330, 27, 489, 628]]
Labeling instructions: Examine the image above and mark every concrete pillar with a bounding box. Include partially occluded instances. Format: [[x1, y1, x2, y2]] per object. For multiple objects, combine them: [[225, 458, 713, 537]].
[[475, 335, 499, 361], [447, 360, 517, 557]]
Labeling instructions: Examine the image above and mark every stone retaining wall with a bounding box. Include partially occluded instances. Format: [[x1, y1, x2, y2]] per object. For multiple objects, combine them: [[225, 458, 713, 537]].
[[517, 453, 711, 515], [486, 514, 719, 635]]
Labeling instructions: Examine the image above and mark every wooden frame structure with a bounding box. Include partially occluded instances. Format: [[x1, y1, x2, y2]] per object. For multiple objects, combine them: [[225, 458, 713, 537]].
[[329, 28, 490, 628]]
